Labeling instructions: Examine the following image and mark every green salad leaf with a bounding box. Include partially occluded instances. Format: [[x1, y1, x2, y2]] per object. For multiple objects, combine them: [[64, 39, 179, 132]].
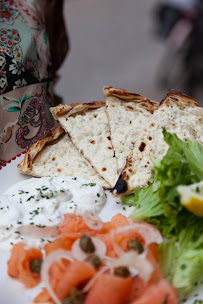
[[128, 184, 163, 220], [159, 223, 203, 295], [162, 128, 203, 181], [121, 128, 203, 294]]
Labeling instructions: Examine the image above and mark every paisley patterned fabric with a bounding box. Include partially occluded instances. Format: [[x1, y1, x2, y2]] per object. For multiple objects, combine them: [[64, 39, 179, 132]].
[[0, 0, 68, 165]]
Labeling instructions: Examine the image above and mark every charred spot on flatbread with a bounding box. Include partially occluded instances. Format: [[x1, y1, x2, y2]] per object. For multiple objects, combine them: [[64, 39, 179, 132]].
[[111, 177, 127, 194]]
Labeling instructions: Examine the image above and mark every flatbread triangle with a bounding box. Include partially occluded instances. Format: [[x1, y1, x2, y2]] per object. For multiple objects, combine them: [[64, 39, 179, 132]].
[[17, 126, 111, 189], [112, 90, 203, 196], [50, 102, 118, 188], [104, 86, 158, 175]]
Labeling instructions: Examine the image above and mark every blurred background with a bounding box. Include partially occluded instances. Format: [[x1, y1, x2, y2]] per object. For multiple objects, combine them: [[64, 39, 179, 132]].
[[55, 0, 203, 106]]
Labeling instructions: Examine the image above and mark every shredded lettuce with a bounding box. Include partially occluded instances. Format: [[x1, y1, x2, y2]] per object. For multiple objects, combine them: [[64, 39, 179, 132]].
[[159, 223, 203, 295], [121, 193, 135, 206], [128, 185, 163, 220], [162, 128, 203, 181], [121, 129, 203, 294]]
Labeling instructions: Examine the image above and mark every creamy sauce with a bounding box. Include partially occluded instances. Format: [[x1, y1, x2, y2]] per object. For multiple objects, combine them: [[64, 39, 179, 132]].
[[0, 176, 106, 250]]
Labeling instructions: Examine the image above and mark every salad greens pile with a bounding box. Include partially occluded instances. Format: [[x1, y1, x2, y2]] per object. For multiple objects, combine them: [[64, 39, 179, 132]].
[[122, 129, 203, 295]]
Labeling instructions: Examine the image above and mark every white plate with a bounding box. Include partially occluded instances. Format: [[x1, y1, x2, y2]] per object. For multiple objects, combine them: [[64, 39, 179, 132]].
[[0, 154, 202, 304]]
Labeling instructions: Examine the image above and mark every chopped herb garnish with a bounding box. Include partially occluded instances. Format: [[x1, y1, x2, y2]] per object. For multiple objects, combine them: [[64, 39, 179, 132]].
[[18, 190, 24, 194], [32, 210, 39, 216], [42, 186, 48, 191], [36, 188, 42, 195], [97, 193, 100, 197], [26, 195, 35, 202], [82, 183, 96, 187]]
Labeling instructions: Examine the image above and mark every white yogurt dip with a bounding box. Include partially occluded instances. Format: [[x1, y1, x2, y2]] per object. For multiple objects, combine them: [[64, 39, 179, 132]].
[[0, 176, 106, 250]]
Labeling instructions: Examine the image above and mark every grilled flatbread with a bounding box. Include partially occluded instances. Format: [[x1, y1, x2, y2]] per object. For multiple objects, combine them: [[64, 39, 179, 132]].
[[104, 86, 158, 175], [18, 126, 110, 189], [112, 90, 203, 196], [50, 102, 118, 188]]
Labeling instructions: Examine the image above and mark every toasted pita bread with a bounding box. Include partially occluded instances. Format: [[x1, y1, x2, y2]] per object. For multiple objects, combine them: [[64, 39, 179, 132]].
[[18, 126, 110, 189], [104, 86, 158, 175], [50, 102, 118, 188], [112, 90, 203, 196]]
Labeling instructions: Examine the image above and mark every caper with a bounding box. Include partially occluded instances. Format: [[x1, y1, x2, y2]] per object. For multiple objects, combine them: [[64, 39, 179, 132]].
[[85, 254, 102, 269], [128, 238, 144, 254], [29, 259, 42, 273], [114, 266, 130, 278], [79, 235, 95, 253], [62, 287, 85, 304]]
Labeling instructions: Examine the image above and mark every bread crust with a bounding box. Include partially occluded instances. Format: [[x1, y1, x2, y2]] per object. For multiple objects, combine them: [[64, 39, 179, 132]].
[[160, 90, 200, 108], [104, 86, 159, 113], [50, 102, 105, 121], [17, 126, 64, 174]]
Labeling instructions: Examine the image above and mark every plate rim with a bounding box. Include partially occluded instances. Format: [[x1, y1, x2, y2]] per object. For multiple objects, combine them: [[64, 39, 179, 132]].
[[0, 151, 26, 171]]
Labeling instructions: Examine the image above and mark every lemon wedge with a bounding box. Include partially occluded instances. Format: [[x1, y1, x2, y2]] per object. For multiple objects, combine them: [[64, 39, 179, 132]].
[[177, 181, 203, 217]]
